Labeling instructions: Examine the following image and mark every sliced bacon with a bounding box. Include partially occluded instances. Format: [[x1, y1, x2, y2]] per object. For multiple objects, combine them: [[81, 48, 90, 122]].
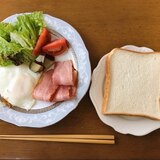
[[52, 70, 78, 102], [52, 86, 71, 102], [52, 60, 75, 86], [33, 60, 78, 102], [33, 69, 58, 101]]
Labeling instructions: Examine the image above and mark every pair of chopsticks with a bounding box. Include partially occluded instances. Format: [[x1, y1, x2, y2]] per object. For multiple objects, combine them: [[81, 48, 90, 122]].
[[0, 134, 115, 144]]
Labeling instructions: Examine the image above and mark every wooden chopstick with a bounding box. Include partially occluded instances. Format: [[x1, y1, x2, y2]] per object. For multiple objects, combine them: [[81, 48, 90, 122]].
[[0, 134, 114, 140], [0, 137, 115, 144], [0, 134, 115, 145]]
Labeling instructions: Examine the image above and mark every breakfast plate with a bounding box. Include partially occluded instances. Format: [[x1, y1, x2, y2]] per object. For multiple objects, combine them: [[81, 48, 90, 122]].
[[0, 13, 91, 127], [89, 45, 160, 136]]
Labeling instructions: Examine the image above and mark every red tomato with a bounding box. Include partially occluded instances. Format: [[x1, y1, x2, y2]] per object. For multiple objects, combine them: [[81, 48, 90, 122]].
[[42, 38, 68, 56], [33, 28, 51, 56]]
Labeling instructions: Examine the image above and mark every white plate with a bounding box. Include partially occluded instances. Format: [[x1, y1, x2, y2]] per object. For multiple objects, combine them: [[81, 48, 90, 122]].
[[89, 45, 160, 136], [0, 13, 91, 127]]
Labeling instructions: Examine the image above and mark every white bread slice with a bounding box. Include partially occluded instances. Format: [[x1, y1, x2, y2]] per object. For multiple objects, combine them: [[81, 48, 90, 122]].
[[102, 48, 160, 120]]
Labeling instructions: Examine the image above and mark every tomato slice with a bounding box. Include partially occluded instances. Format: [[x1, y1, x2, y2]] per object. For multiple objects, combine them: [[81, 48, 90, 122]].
[[42, 38, 68, 56], [33, 28, 51, 56]]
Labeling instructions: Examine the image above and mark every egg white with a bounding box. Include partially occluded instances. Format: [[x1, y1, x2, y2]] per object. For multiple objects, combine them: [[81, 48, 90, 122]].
[[0, 64, 41, 110]]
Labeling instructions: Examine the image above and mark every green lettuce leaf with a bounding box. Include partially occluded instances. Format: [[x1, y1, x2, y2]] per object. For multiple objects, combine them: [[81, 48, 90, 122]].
[[29, 11, 46, 35], [10, 31, 33, 48], [0, 22, 14, 41], [0, 37, 36, 66], [13, 11, 45, 47], [0, 37, 22, 57], [0, 37, 22, 66], [0, 11, 45, 66]]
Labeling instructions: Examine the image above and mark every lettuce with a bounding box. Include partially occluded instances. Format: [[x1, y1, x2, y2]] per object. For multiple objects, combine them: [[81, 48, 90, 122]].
[[0, 37, 21, 56], [28, 11, 45, 35], [0, 37, 22, 66], [10, 31, 33, 48], [0, 11, 45, 66], [0, 22, 14, 41], [0, 36, 36, 66], [13, 11, 45, 47]]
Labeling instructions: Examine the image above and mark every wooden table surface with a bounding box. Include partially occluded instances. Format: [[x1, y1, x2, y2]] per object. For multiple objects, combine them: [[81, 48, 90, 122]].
[[1, 0, 160, 159]]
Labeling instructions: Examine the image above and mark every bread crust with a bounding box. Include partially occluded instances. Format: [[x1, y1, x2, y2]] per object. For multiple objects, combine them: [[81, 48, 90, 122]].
[[102, 48, 160, 120], [102, 50, 112, 113]]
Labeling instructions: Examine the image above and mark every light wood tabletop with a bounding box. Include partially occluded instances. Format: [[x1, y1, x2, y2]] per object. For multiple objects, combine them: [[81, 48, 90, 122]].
[[1, 0, 160, 159]]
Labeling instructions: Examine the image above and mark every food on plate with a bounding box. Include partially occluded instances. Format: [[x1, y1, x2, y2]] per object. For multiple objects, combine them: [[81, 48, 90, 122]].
[[29, 61, 45, 73], [102, 48, 160, 120], [0, 64, 41, 110], [33, 69, 58, 101], [0, 12, 68, 68], [33, 27, 51, 56], [33, 60, 78, 102], [43, 54, 55, 69], [0, 12, 45, 66], [52, 60, 76, 86], [42, 38, 68, 56], [0, 95, 13, 108], [0, 12, 78, 110]]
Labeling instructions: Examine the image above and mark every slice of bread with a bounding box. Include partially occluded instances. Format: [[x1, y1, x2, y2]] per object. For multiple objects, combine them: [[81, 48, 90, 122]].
[[102, 48, 160, 120]]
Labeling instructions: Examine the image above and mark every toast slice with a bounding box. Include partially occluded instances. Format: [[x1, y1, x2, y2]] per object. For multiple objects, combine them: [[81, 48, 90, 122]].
[[102, 48, 160, 120]]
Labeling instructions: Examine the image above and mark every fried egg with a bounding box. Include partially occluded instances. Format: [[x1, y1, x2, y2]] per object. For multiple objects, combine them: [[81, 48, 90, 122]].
[[0, 64, 41, 110]]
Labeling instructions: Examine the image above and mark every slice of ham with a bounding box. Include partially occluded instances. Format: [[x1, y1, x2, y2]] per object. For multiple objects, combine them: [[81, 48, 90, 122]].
[[52, 70, 78, 102], [52, 60, 75, 86], [33, 60, 78, 102], [33, 69, 58, 101], [52, 86, 71, 102]]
